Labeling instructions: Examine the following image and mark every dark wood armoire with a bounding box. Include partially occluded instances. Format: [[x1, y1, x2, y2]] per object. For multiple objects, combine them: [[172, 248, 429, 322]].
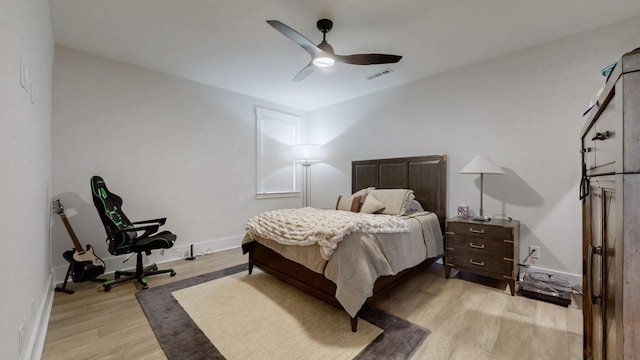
[[580, 48, 640, 360]]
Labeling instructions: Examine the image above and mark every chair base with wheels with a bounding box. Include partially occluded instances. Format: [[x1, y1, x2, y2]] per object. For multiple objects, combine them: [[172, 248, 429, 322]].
[[103, 252, 176, 291]]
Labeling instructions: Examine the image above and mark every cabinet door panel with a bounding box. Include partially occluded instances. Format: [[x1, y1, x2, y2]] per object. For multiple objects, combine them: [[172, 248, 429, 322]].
[[587, 180, 618, 360], [602, 186, 619, 360], [589, 186, 604, 360]]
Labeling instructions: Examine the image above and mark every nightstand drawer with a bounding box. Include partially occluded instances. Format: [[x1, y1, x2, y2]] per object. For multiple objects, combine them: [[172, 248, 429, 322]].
[[446, 221, 513, 240], [447, 235, 513, 259], [446, 251, 513, 276]]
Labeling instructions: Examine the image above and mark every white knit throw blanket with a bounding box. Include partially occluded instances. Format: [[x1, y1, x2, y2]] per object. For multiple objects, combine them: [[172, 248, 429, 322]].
[[246, 207, 409, 260]]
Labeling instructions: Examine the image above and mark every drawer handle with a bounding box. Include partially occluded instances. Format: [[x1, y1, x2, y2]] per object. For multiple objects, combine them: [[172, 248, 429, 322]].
[[469, 259, 485, 267], [469, 228, 485, 234], [591, 131, 610, 141], [469, 242, 485, 249]]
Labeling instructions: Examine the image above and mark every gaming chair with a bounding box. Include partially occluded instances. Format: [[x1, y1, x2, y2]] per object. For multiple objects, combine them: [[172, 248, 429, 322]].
[[90, 175, 177, 291]]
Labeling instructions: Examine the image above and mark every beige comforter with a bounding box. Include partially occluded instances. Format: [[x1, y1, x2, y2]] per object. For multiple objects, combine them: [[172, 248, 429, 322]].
[[242, 209, 443, 317]]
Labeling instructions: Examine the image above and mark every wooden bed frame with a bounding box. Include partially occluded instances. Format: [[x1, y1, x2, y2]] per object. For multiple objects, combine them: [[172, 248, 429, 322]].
[[242, 154, 447, 331]]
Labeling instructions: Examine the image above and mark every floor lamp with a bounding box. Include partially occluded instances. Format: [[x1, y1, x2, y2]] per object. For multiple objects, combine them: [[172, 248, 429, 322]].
[[292, 144, 321, 207], [459, 155, 504, 221]]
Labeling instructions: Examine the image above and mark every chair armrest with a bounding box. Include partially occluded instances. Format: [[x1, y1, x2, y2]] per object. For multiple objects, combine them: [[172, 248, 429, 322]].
[[112, 218, 168, 242], [112, 223, 160, 234], [131, 217, 167, 226]]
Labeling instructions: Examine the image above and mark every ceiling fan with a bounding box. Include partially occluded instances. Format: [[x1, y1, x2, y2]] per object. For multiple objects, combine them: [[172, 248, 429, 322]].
[[267, 19, 402, 81]]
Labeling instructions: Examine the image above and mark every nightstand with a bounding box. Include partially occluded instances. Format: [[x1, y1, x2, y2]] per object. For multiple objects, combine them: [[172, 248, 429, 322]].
[[445, 217, 520, 295]]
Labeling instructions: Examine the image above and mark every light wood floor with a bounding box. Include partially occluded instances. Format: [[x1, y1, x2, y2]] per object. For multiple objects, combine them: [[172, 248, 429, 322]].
[[42, 248, 582, 359]]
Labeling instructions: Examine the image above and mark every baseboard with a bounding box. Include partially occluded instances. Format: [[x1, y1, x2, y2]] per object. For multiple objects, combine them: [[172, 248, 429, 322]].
[[172, 235, 242, 258], [26, 273, 55, 360], [52, 235, 244, 284]]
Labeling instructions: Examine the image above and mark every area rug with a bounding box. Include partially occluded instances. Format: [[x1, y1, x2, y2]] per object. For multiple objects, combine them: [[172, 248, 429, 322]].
[[136, 263, 430, 360]]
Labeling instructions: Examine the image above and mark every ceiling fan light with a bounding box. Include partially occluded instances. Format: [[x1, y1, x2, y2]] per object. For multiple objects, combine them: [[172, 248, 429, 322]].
[[312, 55, 335, 67]]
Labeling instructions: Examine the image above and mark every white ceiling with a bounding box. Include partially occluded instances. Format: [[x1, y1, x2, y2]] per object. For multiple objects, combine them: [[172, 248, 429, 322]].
[[50, 0, 640, 110]]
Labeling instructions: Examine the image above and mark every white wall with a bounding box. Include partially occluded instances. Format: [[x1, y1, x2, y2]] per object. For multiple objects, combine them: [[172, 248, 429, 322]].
[[51, 47, 303, 281], [306, 16, 640, 284], [0, 1, 54, 359]]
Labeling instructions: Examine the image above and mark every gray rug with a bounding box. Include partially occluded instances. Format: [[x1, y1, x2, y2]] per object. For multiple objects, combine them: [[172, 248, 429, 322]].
[[136, 263, 430, 360]]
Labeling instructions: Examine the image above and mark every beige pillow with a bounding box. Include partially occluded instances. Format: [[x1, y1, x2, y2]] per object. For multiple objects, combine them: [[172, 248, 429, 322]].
[[336, 195, 363, 212], [369, 189, 415, 215], [359, 193, 386, 214], [352, 187, 375, 197], [336, 187, 374, 212]]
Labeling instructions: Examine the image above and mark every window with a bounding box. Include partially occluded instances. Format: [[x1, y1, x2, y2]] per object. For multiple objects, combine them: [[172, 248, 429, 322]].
[[256, 107, 300, 197]]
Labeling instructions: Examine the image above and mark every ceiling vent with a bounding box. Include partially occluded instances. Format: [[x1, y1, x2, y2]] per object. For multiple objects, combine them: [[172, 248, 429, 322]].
[[366, 68, 393, 80]]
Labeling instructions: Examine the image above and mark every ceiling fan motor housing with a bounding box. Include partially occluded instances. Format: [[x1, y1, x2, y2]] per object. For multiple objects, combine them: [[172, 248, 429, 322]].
[[316, 19, 333, 33]]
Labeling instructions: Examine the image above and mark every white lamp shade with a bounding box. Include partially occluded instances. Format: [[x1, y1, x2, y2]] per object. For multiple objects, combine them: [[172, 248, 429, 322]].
[[292, 143, 322, 162], [459, 155, 504, 174]]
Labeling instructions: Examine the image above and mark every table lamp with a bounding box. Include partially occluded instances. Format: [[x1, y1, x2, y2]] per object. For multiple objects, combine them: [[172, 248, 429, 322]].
[[459, 155, 504, 221]]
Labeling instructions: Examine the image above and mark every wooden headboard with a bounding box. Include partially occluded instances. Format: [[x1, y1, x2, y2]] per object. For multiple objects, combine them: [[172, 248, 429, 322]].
[[352, 154, 447, 233]]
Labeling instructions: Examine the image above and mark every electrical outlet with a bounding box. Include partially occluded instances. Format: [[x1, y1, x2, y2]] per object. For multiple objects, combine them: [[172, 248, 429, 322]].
[[529, 245, 540, 259]]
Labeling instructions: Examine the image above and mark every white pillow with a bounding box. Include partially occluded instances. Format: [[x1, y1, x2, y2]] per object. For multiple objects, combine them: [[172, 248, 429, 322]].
[[359, 193, 386, 214], [369, 189, 415, 215]]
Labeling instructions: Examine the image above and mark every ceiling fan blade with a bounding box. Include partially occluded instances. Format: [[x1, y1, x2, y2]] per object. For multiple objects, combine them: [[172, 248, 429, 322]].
[[267, 20, 322, 57], [293, 63, 315, 82], [335, 54, 402, 65]]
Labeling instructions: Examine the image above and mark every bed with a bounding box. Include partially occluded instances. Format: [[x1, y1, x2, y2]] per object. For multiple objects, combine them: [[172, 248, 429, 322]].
[[241, 154, 447, 331]]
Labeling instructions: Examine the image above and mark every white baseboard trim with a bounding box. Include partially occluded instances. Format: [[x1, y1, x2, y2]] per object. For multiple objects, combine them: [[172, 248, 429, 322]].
[[27, 273, 55, 360], [52, 235, 244, 284], [171, 235, 242, 258]]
